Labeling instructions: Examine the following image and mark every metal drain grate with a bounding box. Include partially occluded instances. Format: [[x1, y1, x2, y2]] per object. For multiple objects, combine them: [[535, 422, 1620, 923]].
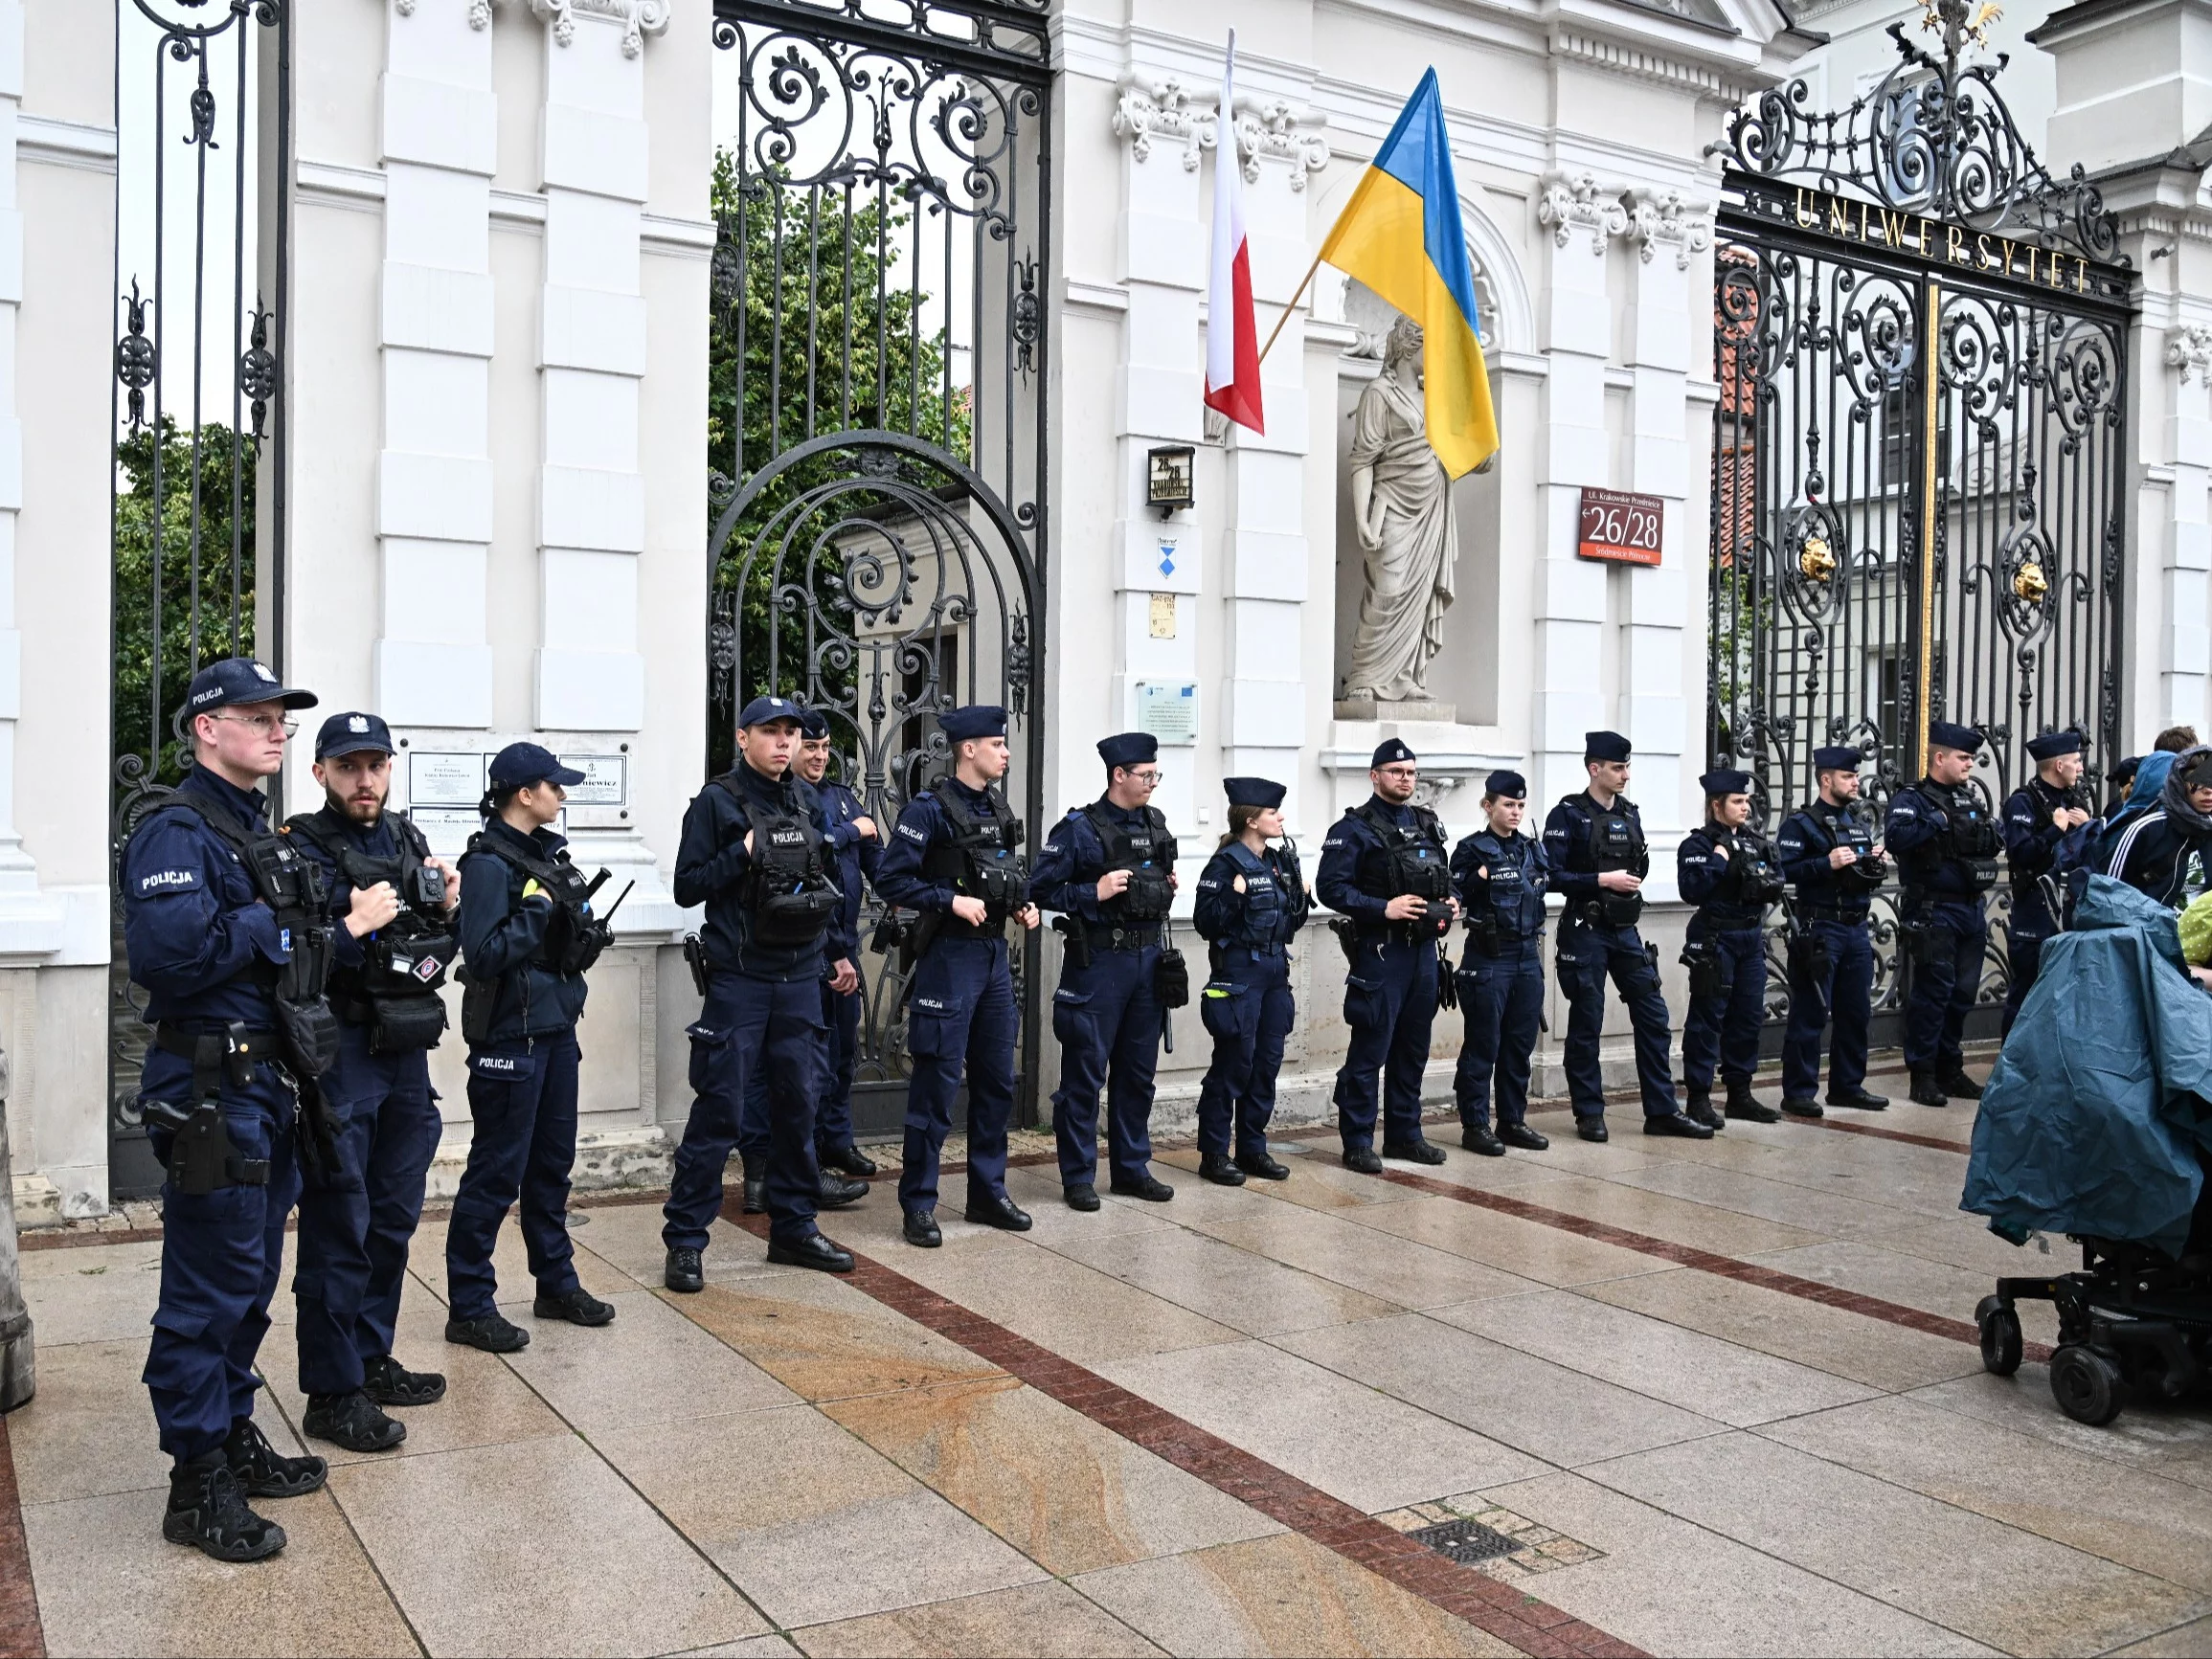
[[1407, 1517, 1521, 1565]]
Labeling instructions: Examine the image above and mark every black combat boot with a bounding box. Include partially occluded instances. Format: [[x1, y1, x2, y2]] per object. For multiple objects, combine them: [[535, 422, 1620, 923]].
[[1198, 1152, 1247, 1185], [164, 1452, 285, 1561], [362, 1354, 447, 1407], [302, 1390, 407, 1454], [1908, 1070, 1948, 1107], [223, 1418, 327, 1499], [1684, 1088, 1724, 1131], [1725, 1079, 1780, 1124], [1936, 1065, 1985, 1101]]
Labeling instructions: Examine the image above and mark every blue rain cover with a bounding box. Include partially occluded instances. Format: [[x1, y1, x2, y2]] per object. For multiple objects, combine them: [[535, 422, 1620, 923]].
[[1963, 876, 2212, 1256]]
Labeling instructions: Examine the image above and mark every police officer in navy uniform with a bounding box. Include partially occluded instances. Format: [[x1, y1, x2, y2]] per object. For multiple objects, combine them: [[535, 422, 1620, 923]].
[[447, 744, 618, 1349], [282, 712, 458, 1455], [1032, 732, 1182, 1208], [1677, 770, 1785, 1129], [123, 657, 332, 1561], [1191, 776, 1310, 1183], [1318, 739, 1456, 1172], [1545, 731, 1707, 1141], [1886, 721, 2000, 1106], [2000, 730, 2094, 1034], [874, 705, 1041, 1244], [794, 707, 883, 1178], [1774, 747, 1890, 1115], [665, 696, 865, 1288], [1450, 771, 1552, 1157]]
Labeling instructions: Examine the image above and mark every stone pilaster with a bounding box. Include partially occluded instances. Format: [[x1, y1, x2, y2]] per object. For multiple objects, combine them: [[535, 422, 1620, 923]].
[[2162, 321, 2212, 729]]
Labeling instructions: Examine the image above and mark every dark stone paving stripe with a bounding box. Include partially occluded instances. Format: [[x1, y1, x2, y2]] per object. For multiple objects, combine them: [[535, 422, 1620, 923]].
[[0, 1412, 46, 1659], [1785, 1115, 1973, 1154], [1370, 1168, 2054, 1364], [723, 1209, 1644, 1659]]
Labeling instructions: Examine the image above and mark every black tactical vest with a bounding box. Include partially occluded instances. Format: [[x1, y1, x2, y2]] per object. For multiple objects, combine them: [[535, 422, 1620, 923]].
[[924, 785, 1027, 933], [1087, 803, 1176, 923], [711, 773, 842, 949], [466, 831, 614, 975]]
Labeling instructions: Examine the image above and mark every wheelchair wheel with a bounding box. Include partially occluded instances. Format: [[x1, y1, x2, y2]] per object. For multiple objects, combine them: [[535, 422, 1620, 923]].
[[1976, 1295, 2023, 1377], [2049, 1344, 2125, 1426]]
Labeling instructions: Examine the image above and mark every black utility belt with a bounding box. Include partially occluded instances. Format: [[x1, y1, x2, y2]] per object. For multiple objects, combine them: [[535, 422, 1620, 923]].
[[154, 1021, 278, 1065], [1093, 924, 1164, 952], [1795, 908, 1869, 925], [1697, 910, 1767, 930], [1220, 940, 1287, 958]]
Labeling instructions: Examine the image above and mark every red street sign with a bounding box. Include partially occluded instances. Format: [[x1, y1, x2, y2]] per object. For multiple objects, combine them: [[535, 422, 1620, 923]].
[[1576, 487, 1664, 566]]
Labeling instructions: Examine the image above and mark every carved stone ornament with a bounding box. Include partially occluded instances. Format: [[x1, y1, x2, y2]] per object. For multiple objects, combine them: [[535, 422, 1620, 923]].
[[1112, 77, 1216, 171], [530, 0, 669, 56], [1539, 170, 1629, 257], [1233, 96, 1328, 191], [395, 0, 494, 26], [1627, 187, 1714, 271], [2167, 324, 2212, 385]]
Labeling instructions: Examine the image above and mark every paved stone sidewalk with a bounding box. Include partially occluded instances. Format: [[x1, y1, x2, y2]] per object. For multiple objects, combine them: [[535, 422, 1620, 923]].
[[5, 1087, 2212, 1658]]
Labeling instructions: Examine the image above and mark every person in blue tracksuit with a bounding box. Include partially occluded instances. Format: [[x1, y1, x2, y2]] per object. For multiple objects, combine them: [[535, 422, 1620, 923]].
[[1450, 770, 1552, 1156], [1031, 732, 1181, 1208], [1191, 776, 1309, 1183], [795, 707, 882, 1177], [1544, 731, 1705, 1142], [2093, 743, 2212, 910], [2000, 730, 2095, 1035], [282, 712, 457, 1456], [446, 744, 616, 1348], [663, 696, 865, 1289], [1885, 721, 2001, 1106], [1318, 738, 1456, 1172], [1676, 770, 1785, 1128], [1774, 746, 1890, 1115], [123, 657, 331, 1560], [873, 705, 1040, 1244]]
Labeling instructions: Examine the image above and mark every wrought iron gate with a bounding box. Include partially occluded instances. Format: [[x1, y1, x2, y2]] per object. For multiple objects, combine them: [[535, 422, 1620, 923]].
[[1710, 6, 2131, 1030], [707, 0, 1050, 1132], [108, 0, 291, 1196]]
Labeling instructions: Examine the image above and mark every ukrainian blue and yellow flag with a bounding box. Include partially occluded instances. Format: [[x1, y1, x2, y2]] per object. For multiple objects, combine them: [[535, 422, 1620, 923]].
[[1319, 70, 1498, 477]]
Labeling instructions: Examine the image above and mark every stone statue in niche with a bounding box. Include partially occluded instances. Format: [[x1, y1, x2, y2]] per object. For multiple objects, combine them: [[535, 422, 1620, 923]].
[[1343, 315, 1456, 709]]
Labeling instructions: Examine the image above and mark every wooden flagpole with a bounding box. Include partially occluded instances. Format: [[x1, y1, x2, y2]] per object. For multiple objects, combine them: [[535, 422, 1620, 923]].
[[1254, 249, 1326, 367]]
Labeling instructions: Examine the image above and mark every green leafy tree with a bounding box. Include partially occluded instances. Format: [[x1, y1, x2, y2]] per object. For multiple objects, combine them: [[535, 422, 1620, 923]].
[[112, 416, 259, 783]]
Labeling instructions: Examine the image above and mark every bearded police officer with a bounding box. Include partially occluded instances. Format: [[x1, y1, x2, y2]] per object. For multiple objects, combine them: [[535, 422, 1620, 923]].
[[123, 657, 332, 1561], [1191, 776, 1310, 1182], [2001, 731, 2094, 1034], [1775, 748, 1890, 1114], [666, 697, 865, 1287], [874, 705, 1040, 1244], [1318, 739, 1456, 1172], [448, 745, 618, 1350], [1676, 771, 1786, 1128], [1545, 732, 1705, 1141], [1450, 771, 1552, 1157], [1886, 722, 2000, 1106], [282, 713, 458, 1453], [1032, 732, 1184, 1208]]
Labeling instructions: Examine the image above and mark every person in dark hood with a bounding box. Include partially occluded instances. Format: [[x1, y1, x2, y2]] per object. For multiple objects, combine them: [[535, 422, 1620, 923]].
[[2096, 744, 2212, 908]]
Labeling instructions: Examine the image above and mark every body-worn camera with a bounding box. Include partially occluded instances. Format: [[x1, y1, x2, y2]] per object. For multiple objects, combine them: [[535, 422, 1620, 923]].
[[401, 862, 448, 912]]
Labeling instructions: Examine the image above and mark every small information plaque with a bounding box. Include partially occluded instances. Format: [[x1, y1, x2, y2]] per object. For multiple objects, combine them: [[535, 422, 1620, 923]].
[[1575, 487, 1665, 567], [1135, 680, 1199, 746], [408, 751, 485, 809], [559, 754, 627, 808]]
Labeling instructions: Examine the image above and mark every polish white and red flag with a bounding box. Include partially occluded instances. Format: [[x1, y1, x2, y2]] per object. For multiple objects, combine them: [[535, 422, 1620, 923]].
[[1204, 30, 1264, 435]]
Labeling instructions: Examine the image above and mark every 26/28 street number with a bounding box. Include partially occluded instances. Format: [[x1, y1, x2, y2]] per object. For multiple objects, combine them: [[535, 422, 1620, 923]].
[[1576, 486, 1664, 567]]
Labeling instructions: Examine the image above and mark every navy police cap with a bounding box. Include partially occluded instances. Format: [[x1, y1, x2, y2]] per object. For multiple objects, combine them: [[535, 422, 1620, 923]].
[[798, 706, 830, 740], [942, 706, 1007, 743], [1928, 720, 1984, 754], [1371, 739, 1416, 768], [1585, 730, 1631, 763], [1098, 731, 1158, 770], [1699, 769, 1752, 796], [1813, 745, 1863, 773], [487, 742, 586, 792], [185, 656, 317, 717], [1224, 775, 1285, 810], [2026, 729, 2084, 761], [737, 694, 804, 729], [1485, 770, 1526, 799], [314, 711, 395, 760], [2113, 754, 2142, 782]]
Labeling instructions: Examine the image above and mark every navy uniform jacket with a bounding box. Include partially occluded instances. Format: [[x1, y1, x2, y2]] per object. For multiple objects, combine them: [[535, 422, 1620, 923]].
[[1317, 796, 1435, 926], [674, 760, 837, 981], [1542, 793, 1647, 920], [1450, 828, 1549, 943], [1193, 841, 1309, 951], [874, 774, 1029, 919], [457, 818, 591, 1041], [815, 775, 881, 965], [1776, 799, 1880, 920], [285, 812, 410, 986], [2003, 778, 2083, 893], [1678, 824, 1773, 928], [1030, 799, 1165, 923], [1885, 780, 1997, 903], [123, 765, 292, 1030], [2095, 808, 2209, 908]]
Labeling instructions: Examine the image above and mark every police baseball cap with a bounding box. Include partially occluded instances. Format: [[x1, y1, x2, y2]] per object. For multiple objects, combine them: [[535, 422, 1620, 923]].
[[942, 706, 1007, 743], [1371, 738, 1416, 768], [184, 656, 317, 717], [1485, 770, 1526, 798], [486, 742, 586, 791], [1224, 775, 1285, 810], [1098, 731, 1158, 770], [1929, 720, 1984, 754], [737, 694, 804, 729], [314, 711, 395, 760], [1700, 769, 1752, 796], [798, 706, 831, 739], [1813, 745, 1863, 773], [1585, 730, 1632, 763], [2026, 729, 2084, 761]]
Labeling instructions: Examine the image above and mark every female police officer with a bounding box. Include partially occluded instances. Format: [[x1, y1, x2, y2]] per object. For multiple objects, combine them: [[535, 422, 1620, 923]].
[[1191, 777, 1310, 1184], [1450, 771, 1552, 1156]]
